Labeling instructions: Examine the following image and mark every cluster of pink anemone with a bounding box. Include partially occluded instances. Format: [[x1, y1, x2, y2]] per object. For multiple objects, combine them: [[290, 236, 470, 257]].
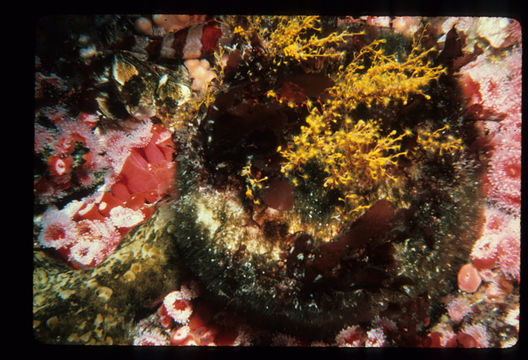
[[38, 121, 175, 268]]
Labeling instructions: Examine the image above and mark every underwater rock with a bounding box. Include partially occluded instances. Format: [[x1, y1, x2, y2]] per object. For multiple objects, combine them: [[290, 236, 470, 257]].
[[161, 15, 492, 343], [33, 205, 181, 344], [33, 15, 519, 347], [170, 107, 485, 341]]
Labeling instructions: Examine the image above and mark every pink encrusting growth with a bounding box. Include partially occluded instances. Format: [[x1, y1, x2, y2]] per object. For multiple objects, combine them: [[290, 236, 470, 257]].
[[427, 328, 457, 348], [459, 48, 521, 215], [335, 325, 364, 347], [133, 328, 170, 346], [34, 110, 103, 203], [108, 206, 145, 229], [139, 283, 255, 346], [161, 290, 194, 325], [447, 296, 472, 323], [470, 206, 520, 280], [365, 328, 386, 347], [496, 224, 521, 279], [459, 324, 490, 348], [37, 121, 176, 268], [68, 219, 121, 267], [38, 206, 79, 250], [34, 123, 58, 153], [35, 16, 521, 348]]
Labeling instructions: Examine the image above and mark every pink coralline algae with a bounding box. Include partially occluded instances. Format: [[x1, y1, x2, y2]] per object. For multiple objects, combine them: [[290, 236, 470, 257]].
[[37, 120, 176, 268]]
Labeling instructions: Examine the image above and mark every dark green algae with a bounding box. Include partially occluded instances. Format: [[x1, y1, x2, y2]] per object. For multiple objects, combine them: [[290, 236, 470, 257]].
[[168, 125, 486, 343], [166, 34, 488, 341]]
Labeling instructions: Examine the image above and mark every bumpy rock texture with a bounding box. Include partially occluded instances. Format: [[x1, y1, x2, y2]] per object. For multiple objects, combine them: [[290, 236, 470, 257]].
[[33, 205, 181, 344]]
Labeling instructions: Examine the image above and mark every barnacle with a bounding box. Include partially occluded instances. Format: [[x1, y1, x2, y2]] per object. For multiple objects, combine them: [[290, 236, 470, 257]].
[[95, 52, 192, 123]]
